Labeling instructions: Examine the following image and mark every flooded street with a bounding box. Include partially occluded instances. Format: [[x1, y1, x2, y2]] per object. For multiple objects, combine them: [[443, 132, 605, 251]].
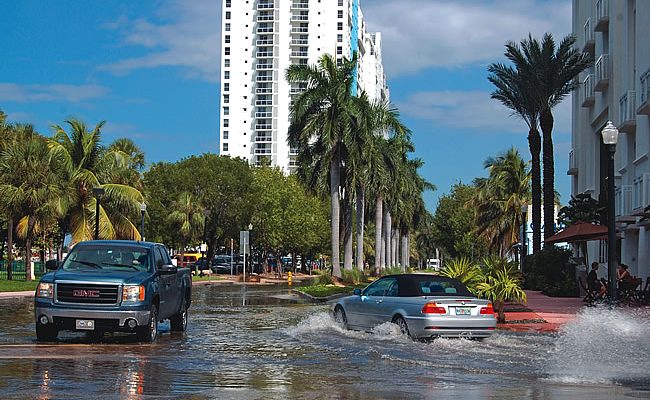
[[0, 284, 649, 399]]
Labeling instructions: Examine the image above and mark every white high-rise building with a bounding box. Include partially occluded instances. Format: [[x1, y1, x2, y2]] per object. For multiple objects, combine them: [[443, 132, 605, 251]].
[[218, 0, 389, 172], [571, 0, 650, 280]]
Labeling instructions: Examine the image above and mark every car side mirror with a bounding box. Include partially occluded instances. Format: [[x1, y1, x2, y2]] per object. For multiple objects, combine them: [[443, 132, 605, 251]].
[[45, 259, 60, 271], [158, 264, 177, 275], [353, 288, 362, 296]]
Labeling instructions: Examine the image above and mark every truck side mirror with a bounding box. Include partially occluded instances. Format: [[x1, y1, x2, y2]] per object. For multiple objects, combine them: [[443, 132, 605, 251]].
[[158, 264, 177, 275], [45, 259, 60, 271]]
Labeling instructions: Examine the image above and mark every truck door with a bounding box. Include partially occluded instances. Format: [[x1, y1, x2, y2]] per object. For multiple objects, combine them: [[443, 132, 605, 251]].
[[156, 246, 177, 318]]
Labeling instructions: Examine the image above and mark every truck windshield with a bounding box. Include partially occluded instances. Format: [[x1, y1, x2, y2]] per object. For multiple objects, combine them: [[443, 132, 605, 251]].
[[62, 245, 150, 272]]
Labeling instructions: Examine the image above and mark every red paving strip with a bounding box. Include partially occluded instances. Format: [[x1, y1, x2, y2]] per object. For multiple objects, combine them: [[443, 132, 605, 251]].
[[497, 290, 585, 333]]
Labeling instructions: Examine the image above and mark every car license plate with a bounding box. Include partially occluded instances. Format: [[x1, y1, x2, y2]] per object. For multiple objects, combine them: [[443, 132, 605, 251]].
[[455, 307, 471, 316], [75, 319, 95, 330]]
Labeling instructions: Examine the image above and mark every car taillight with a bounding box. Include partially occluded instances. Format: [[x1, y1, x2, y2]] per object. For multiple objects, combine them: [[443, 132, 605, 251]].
[[421, 302, 446, 314], [480, 303, 495, 315]]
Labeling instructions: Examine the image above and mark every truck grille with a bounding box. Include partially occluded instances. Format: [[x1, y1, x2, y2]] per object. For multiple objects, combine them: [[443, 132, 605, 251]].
[[56, 283, 120, 305]]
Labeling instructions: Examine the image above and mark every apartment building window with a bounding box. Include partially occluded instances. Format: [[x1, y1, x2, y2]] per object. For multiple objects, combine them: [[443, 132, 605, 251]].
[[338, 0, 343, 5], [337, 34, 342, 42], [337, 22, 343, 30], [223, 95, 230, 104], [224, 59, 230, 67], [223, 143, 229, 152], [225, 11, 231, 19], [224, 71, 230, 79], [223, 131, 229, 139], [225, 23, 231, 32], [224, 119, 229, 127], [223, 107, 230, 115], [225, 47, 230, 55], [337, 46, 342, 55], [224, 83, 230, 91], [226, 0, 231, 7], [225, 35, 230, 44], [338, 10, 343, 18]]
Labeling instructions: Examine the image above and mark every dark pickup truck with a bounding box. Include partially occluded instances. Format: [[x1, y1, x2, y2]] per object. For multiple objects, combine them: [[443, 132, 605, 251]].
[[34, 240, 192, 342]]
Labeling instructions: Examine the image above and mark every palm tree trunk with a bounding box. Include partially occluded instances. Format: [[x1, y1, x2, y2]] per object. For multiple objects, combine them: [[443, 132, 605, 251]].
[[356, 186, 365, 271], [7, 217, 13, 281], [402, 231, 408, 271], [392, 227, 398, 267], [374, 196, 383, 274], [528, 128, 542, 254], [25, 216, 36, 281], [540, 108, 555, 239], [330, 155, 341, 278], [385, 211, 391, 269], [343, 200, 353, 271]]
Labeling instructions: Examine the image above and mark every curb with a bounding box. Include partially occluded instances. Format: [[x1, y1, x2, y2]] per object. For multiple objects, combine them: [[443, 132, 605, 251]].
[[0, 290, 34, 299]]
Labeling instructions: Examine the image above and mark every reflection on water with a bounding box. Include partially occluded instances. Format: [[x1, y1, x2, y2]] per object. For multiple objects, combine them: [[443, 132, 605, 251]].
[[0, 286, 649, 399]]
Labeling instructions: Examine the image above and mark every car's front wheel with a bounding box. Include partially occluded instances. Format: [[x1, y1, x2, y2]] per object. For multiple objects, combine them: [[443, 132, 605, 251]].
[[333, 306, 348, 329]]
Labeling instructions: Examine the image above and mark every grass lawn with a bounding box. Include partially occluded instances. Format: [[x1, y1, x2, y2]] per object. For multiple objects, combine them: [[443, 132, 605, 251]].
[[297, 284, 366, 298], [192, 274, 226, 282], [0, 280, 39, 292]]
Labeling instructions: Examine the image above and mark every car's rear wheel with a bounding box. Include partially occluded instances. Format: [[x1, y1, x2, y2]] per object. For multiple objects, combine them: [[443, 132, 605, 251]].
[[333, 306, 348, 329], [137, 304, 158, 342], [170, 301, 188, 332], [35, 323, 58, 342], [392, 316, 411, 338]]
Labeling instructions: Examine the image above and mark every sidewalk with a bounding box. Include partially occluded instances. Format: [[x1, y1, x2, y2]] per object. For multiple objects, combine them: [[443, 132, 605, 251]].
[[498, 290, 584, 333]]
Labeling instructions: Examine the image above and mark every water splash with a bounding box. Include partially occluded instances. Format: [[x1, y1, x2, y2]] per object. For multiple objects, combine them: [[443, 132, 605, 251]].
[[546, 306, 650, 385]]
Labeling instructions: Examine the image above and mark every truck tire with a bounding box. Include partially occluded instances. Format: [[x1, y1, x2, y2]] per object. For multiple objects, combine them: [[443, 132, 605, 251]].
[[170, 300, 188, 332], [137, 304, 158, 342], [36, 323, 58, 342]]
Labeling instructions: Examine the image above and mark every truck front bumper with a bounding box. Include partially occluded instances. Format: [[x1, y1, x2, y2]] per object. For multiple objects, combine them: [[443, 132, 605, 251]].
[[35, 306, 151, 329]]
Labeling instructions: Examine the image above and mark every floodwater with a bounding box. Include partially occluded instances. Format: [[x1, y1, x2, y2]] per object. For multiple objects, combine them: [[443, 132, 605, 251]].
[[0, 284, 649, 399]]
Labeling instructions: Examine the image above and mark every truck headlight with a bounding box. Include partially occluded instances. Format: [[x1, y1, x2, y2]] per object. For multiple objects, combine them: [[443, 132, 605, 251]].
[[122, 285, 145, 302], [36, 282, 53, 298]]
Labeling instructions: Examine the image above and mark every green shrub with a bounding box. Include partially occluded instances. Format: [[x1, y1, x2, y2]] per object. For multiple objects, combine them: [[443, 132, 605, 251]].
[[314, 270, 333, 285], [381, 266, 405, 276], [342, 269, 366, 285], [440, 257, 483, 292], [523, 246, 577, 297]]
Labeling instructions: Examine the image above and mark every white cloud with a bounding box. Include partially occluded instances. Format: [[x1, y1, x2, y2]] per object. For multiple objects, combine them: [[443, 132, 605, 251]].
[[0, 83, 108, 103], [363, 0, 572, 76], [398, 90, 571, 135], [100, 0, 221, 82]]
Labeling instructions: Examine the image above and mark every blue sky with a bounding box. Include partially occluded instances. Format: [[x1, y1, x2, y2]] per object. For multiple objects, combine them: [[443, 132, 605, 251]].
[[1, 0, 573, 211]]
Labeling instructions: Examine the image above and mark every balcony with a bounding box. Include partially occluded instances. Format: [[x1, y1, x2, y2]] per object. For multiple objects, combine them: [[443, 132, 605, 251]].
[[639, 69, 650, 115], [255, 99, 273, 106], [582, 74, 595, 107], [290, 51, 308, 58], [594, 54, 609, 91], [256, 38, 274, 46], [291, 27, 309, 34], [256, 26, 274, 34], [255, 135, 273, 142], [595, 0, 609, 32], [257, 14, 275, 22], [583, 19, 595, 53], [256, 87, 273, 94], [257, 2, 275, 10], [618, 91, 636, 133], [256, 51, 274, 58], [256, 63, 274, 70], [291, 15, 309, 22], [290, 87, 306, 95], [615, 185, 633, 217], [291, 39, 308, 46], [255, 124, 273, 131], [254, 148, 273, 155], [632, 174, 650, 213], [255, 111, 273, 118], [291, 1, 309, 9], [568, 148, 578, 176], [255, 75, 273, 82]]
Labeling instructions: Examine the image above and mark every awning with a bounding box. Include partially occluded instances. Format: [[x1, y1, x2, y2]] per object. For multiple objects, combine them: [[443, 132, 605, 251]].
[[544, 221, 609, 244]]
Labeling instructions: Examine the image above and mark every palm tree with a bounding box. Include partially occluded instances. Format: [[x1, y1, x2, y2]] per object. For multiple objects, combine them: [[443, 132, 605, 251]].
[[108, 137, 146, 171], [168, 192, 204, 267], [286, 54, 358, 279], [49, 119, 145, 244], [470, 147, 530, 256], [0, 116, 17, 279], [440, 257, 484, 291], [476, 255, 526, 322], [488, 46, 542, 254], [0, 127, 66, 280], [529, 34, 591, 238]]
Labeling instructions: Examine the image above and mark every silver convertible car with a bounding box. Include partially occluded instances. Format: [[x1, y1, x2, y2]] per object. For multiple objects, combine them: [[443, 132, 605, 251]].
[[333, 274, 497, 339]]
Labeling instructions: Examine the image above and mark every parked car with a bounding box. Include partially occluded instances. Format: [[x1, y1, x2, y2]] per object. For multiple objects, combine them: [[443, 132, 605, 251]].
[[34, 240, 192, 342], [213, 255, 243, 274], [333, 274, 496, 340], [173, 252, 202, 268]]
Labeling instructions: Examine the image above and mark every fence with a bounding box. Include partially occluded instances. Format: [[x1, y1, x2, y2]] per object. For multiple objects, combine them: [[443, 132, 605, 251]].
[[0, 260, 46, 280]]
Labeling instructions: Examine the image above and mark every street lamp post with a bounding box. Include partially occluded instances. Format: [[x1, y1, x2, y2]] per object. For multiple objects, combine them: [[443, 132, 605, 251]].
[[601, 121, 619, 302], [140, 202, 147, 241], [92, 187, 105, 240]]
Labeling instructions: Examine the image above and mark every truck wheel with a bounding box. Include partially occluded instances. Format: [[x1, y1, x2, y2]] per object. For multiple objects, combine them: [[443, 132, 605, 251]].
[[137, 305, 158, 342], [36, 323, 58, 342], [170, 301, 188, 332]]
